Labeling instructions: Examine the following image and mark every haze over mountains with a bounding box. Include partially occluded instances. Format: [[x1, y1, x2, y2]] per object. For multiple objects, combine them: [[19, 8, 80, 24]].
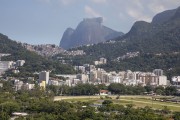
[[74, 6, 180, 59], [60, 17, 124, 49], [67, 7, 180, 72], [0, 6, 179, 76], [114, 6, 180, 54]]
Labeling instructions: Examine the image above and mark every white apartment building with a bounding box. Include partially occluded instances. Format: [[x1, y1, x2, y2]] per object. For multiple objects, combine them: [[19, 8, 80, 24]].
[[74, 66, 86, 73], [137, 72, 167, 86], [94, 58, 107, 65], [153, 69, 163, 76], [16, 60, 25, 67], [0, 61, 14, 75], [100, 58, 107, 64], [14, 80, 23, 91], [158, 76, 167, 86], [76, 74, 89, 83], [109, 76, 121, 83]]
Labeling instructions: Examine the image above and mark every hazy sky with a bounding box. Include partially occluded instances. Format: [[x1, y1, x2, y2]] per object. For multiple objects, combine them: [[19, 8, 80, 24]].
[[0, 0, 179, 45]]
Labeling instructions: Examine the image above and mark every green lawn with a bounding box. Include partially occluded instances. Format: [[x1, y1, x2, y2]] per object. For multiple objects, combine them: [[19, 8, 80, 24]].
[[54, 95, 180, 111]]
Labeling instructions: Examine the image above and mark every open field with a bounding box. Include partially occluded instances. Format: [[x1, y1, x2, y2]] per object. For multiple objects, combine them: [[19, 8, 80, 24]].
[[54, 95, 180, 111]]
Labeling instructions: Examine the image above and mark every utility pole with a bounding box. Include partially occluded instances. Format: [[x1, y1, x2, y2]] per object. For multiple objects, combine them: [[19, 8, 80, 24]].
[[1, 104, 3, 113], [152, 96, 153, 108]]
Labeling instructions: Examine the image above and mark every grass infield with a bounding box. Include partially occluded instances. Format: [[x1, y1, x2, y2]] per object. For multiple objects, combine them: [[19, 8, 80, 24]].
[[54, 95, 180, 111]]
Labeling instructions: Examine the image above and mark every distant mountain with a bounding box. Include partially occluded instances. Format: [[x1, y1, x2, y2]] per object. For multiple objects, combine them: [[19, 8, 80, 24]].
[[115, 6, 180, 54], [152, 8, 177, 24], [65, 7, 180, 75], [60, 17, 124, 49]]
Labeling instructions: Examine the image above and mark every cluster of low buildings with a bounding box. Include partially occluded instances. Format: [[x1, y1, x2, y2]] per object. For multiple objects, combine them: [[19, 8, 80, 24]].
[[64, 50, 86, 56], [0, 60, 25, 75], [94, 58, 107, 65], [14, 79, 35, 91], [11, 71, 50, 91], [116, 51, 140, 61], [22, 43, 86, 57], [22, 44, 65, 57]]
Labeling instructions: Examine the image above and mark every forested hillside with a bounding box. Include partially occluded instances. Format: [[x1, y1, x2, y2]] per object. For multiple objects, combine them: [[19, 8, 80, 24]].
[[75, 7, 180, 59], [0, 33, 75, 75], [62, 7, 180, 76]]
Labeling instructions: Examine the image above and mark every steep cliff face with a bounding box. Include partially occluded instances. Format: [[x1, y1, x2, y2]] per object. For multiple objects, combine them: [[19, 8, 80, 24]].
[[60, 28, 74, 50], [60, 17, 124, 49]]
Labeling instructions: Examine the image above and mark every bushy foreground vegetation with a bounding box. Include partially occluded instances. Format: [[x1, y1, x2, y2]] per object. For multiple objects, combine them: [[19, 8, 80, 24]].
[[46, 83, 178, 96], [1, 80, 180, 120]]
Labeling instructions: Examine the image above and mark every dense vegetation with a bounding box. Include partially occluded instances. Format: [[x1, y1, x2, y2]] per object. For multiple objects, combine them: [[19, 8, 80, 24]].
[[45, 83, 179, 96], [0, 33, 75, 75], [0, 81, 179, 120]]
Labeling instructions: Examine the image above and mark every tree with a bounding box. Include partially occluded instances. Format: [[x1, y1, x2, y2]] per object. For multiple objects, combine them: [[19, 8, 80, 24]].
[[133, 85, 146, 95], [46, 85, 59, 95], [0, 102, 20, 115], [80, 107, 95, 120], [155, 86, 165, 95], [173, 112, 180, 120], [144, 85, 154, 93], [108, 83, 125, 94], [165, 86, 177, 96], [102, 100, 113, 105], [70, 83, 98, 95], [0, 112, 10, 120], [96, 84, 108, 90]]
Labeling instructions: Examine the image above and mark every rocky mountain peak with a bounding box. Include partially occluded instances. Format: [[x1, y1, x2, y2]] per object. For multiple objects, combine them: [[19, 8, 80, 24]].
[[59, 17, 123, 49]]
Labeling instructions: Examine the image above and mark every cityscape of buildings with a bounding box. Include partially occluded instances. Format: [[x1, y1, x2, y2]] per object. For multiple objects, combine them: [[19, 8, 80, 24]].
[[56, 67, 168, 87], [0, 59, 25, 75], [0, 54, 180, 92]]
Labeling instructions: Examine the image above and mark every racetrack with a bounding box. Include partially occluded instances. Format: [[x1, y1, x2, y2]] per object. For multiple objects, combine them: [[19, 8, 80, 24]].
[[54, 95, 180, 111]]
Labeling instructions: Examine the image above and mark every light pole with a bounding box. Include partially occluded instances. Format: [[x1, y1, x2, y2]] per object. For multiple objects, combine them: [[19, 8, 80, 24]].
[[152, 96, 153, 108]]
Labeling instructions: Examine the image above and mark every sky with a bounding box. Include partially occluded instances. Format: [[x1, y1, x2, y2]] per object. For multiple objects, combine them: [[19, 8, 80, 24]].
[[0, 0, 179, 45]]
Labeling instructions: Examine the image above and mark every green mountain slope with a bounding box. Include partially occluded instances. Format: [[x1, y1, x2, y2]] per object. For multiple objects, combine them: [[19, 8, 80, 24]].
[[64, 7, 180, 77], [0, 33, 75, 75], [72, 7, 180, 59], [75, 7, 180, 59]]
